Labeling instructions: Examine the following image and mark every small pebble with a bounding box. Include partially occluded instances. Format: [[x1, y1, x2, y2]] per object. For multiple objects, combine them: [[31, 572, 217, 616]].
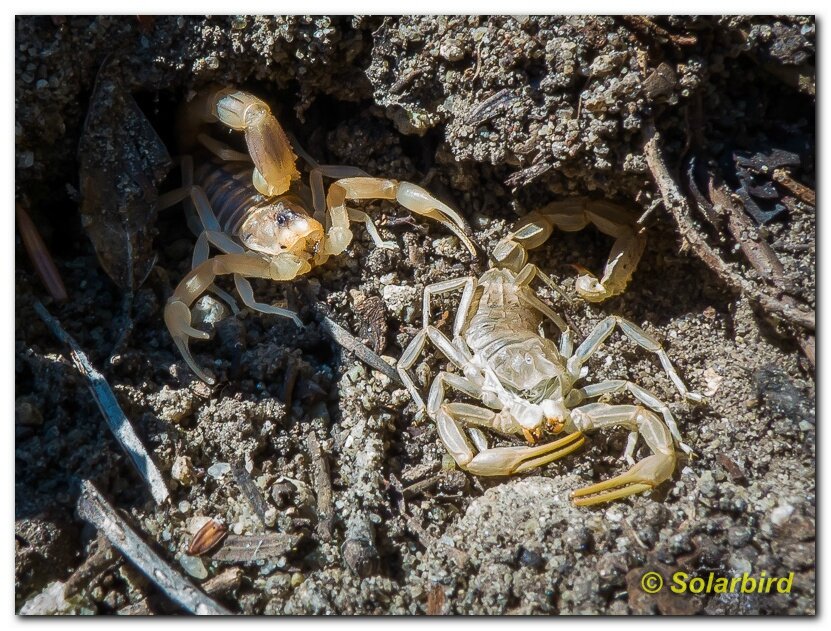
[[15, 400, 42, 426], [207, 462, 231, 479], [171, 455, 195, 486], [179, 554, 208, 580], [17, 151, 34, 169], [770, 503, 795, 526]]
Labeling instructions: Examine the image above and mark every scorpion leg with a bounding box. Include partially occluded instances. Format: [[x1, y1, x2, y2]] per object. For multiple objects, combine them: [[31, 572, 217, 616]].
[[300, 157, 369, 219], [191, 231, 241, 313], [194, 222, 304, 326], [325, 178, 477, 257], [492, 198, 646, 302], [420, 276, 476, 332], [189, 203, 304, 326], [427, 372, 489, 420], [398, 324, 475, 412], [436, 404, 585, 476], [569, 403, 676, 506], [196, 134, 251, 163], [165, 252, 308, 383], [567, 315, 704, 403], [515, 262, 572, 306], [578, 380, 694, 456], [306, 165, 387, 248], [347, 209, 397, 250], [159, 156, 240, 310], [514, 266, 572, 335]]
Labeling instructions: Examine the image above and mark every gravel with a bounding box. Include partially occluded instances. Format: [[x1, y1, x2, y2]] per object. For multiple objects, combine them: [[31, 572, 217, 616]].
[[16, 15, 814, 615]]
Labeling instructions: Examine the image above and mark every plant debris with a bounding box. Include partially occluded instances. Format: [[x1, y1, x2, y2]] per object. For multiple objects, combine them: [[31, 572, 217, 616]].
[[78, 62, 172, 290], [76, 481, 230, 615]]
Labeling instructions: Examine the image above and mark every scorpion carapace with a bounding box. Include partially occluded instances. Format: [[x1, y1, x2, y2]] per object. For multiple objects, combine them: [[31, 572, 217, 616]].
[[160, 87, 478, 383]]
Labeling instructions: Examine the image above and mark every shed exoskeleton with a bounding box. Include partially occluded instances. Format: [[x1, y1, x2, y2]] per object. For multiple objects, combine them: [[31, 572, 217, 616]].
[[398, 199, 703, 506]]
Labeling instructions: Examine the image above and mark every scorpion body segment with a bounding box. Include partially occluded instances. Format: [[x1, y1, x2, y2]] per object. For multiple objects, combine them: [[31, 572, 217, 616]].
[[162, 87, 477, 383], [398, 200, 702, 506], [194, 160, 325, 261]]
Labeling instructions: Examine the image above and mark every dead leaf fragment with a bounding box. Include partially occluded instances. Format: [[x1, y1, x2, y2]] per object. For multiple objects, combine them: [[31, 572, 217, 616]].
[[78, 64, 172, 290]]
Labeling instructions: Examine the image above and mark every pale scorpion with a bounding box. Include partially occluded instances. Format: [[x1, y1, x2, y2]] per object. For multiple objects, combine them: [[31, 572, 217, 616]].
[[158, 88, 477, 383], [398, 200, 703, 506]]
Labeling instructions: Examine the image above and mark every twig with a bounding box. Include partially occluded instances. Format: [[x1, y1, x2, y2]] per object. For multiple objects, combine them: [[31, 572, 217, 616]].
[[306, 433, 335, 542], [76, 480, 230, 615], [772, 168, 816, 207], [34, 302, 170, 504], [682, 101, 815, 369], [622, 16, 698, 47], [426, 584, 447, 615], [63, 536, 117, 599], [466, 89, 516, 126], [342, 511, 380, 577], [403, 474, 444, 499], [16, 203, 68, 302], [389, 68, 425, 95], [709, 180, 788, 286], [202, 568, 243, 597], [117, 598, 154, 615], [642, 122, 815, 332], [315, 309, 403, 387], [709, 177, 816, 368]]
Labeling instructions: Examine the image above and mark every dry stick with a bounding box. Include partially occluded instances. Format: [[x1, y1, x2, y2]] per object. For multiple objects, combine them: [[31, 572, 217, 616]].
[[77, 480, 230, 615], [34, 302, 170, 505], [642, 122, 815, 333], [16, 204, 68, 302], [316, 310, 404, 387], [708, 180, 816, 368], [682, 98, 815, 367], [772, 168, 816, 207], [63, 536, 118, 599], [202, 568, 243, 598], [306, 433, 335, 542], [402, 474, 444, 500]]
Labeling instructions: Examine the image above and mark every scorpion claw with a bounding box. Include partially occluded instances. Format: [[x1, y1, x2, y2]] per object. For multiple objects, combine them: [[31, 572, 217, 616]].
[[164, 299, 215, 384], [570, 452, 675, 506]]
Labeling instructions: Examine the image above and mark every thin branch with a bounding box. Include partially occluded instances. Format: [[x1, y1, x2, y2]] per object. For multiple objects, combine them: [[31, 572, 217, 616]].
[[642, 122, 815, 332], [16, 203, 68, 302], [34, 302, 170, 504], [77, 480, 230, 615], [306, 433, 335, 542], [315, 308, 404, 387]]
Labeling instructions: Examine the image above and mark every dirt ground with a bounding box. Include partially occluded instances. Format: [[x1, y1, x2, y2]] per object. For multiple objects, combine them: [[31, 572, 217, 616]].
[[15, 16, 815, 615]]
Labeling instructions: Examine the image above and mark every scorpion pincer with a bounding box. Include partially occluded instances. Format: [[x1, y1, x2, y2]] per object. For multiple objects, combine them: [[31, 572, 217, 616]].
[[398, 199, 703, 506], [158, 87, 477, 383]]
